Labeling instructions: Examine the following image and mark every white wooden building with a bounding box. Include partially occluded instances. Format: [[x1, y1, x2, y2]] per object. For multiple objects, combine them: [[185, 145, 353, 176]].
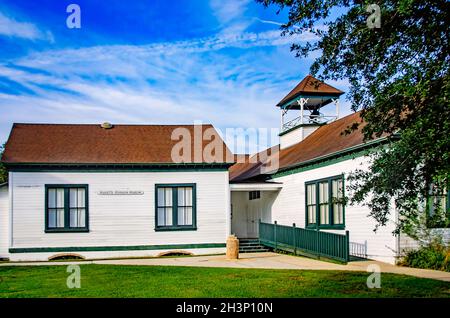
[[228, 75, 449, 264], [0, 75, 448, 263], [0, 124, 233, 261]]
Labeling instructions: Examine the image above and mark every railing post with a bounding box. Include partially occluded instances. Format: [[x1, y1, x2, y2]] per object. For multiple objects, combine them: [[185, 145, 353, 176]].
[[292, 223, 296, 255], [274, 221, 277, 251], [258, 219, 261, 244], [316, 227, 320, 259], [345, 230, 350, 262]]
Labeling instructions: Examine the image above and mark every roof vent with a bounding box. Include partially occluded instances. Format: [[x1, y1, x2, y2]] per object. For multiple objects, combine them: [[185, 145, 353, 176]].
[[101, 122, 113, 129]]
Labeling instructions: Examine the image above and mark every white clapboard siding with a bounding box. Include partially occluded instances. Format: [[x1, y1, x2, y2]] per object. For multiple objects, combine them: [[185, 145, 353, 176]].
[[271, 156, 399, 264], [0, 185, 8, 258], [9, 171, 229, 260]]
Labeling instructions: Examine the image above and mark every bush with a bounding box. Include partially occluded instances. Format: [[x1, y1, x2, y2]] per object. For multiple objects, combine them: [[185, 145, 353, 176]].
[[400, 241, 450, 272]]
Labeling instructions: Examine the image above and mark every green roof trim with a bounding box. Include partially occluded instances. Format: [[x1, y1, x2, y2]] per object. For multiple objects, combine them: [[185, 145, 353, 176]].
[[271, 137, 394, 179]]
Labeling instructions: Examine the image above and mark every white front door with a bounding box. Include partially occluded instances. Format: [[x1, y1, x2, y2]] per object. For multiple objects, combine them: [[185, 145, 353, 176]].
[[246, 199, 261, 238]]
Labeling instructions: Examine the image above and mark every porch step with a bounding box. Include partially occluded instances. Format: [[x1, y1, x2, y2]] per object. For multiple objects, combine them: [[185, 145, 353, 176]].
[[238, 238, 270, 253]]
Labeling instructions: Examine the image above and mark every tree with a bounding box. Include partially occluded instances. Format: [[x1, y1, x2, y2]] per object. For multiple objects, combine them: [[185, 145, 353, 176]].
[[0, 143, 7, 184], [257, 0, 449, 233]]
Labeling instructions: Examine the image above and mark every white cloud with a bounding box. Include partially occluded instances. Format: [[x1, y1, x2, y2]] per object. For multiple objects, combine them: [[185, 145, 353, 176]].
[[0, 11, 53, 42], [209, 0, 254, 36], [0, 14, 347, 152], [209, 0, 252, 24]]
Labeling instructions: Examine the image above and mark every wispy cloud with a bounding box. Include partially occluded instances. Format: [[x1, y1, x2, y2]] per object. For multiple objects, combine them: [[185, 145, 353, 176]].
[[209, 0, 254, 35], [0, 28, 316, 150], [0, 2, 348, 152], [0, 11, 53, 42], [209, 0, 252, 25]]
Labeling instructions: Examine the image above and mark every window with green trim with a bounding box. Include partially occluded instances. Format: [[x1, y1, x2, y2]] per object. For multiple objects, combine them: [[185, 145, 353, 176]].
[[306, 184, 316, 225], [45, 185, 89, 232], [305, 175, 345, 229], [155, 184, 197, 231], [427, 185, 450, 228]]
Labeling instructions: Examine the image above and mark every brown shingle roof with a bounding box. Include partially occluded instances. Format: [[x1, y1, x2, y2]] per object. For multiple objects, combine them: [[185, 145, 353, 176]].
[[277, 75, 344, 107], [2, 123, 233, 165], [229, 112, 377, 181], [229, 146, 279, 182]]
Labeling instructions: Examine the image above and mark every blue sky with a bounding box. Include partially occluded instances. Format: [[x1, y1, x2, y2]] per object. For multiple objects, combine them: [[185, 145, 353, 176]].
[[0, 0, 351, 151]]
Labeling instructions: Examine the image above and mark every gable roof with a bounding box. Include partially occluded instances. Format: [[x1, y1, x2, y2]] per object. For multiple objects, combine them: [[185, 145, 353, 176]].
[[277, 75, 344, 107], [229, 112, 385, 182], [229, 146, 279, 182], [2, 123, 233, 166]]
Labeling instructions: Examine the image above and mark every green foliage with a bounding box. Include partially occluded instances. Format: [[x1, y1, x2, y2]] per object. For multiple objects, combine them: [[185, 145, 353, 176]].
[[0, 143, 7, 184], [257, 0, 450, 232], [400, 239, 450, 272]]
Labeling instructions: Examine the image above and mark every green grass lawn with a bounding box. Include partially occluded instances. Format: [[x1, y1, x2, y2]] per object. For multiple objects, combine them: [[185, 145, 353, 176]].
[[0, 265, 449, 298]]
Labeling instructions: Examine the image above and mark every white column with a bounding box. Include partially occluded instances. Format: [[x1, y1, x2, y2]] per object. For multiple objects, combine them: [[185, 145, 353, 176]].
[[334, 98, 340, 120], [225, 175, 232, 237], [300, 98, 304, 125], [280, 108, 284, 131]]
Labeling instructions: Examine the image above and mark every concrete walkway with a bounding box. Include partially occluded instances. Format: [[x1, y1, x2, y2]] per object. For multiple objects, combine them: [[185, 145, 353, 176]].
[[2, 252, 450, 282]]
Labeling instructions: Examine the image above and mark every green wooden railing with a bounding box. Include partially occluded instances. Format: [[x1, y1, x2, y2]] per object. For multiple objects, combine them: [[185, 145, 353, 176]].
[[259, 221, 350, 263]]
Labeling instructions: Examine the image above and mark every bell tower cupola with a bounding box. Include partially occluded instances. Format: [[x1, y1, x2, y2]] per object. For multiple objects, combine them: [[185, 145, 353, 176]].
[[277, 75, 344, 149]]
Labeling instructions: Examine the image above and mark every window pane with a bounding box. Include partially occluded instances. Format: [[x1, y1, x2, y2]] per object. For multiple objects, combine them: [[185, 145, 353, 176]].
[[56, 208, 65, 228], [178, 206, 185, 225], [56, 189, 64, 207], [332, 179, 343, 198], [307, 184, 316, 205], [157, 207, 166, 226], [48, 189, 56, 208], [78, 209, 86, 227], [185, 187, 192, 205], [70, 189, 78, 208], [178, 207, 193, 226], [332, 179, 344, 225], [178, 187, 192, 206], [178, 187, 185, 206], [157, 187, 173, 207], [157, 188, 165, 206], [334, 204, 343, 224], [69, 208, 85, 228], [48, 209, 56, 228], [157, 207, 173, 226], [165, 207, 173, 225], [77, 188, 85, 207], [332, 180, 338, 198], [165, 188, 172, 206], [319, 182, 328, 203], [308, 206, 316, 224], [70, 209, 78, 227], [320, 204, 329, 224], [76, 209, 86, 227], [186, 207, 193, 225]]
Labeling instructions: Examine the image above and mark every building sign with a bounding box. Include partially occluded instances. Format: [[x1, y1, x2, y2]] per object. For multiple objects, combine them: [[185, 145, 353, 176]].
[[97, 190, 144, 196]]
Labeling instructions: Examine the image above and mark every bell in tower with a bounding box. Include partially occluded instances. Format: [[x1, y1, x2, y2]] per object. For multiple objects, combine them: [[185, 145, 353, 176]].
[[277, 75, 344, 149]]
